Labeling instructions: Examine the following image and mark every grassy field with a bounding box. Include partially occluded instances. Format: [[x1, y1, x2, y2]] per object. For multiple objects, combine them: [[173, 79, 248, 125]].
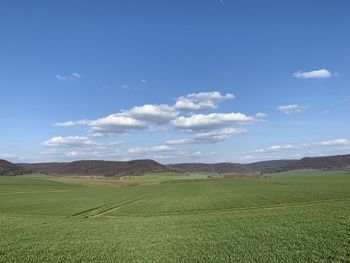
[[0, 171, 350, 262]]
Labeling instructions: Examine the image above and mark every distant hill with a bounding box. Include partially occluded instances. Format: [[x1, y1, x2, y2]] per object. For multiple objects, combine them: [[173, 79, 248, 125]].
[[281, 154, 350, 171], [168, 162, 252, 173], [3, 153, 350, 177], [0, 159, 28, 176], [244, 159, 297, 172], [169, 154, 350, 173], [18, 159, 172, 177]]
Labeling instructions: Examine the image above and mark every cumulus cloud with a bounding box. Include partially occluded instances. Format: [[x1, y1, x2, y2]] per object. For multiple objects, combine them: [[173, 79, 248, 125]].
[[54, 104, 178, 135], [89, 114, 147, 135], [51, 91, 260, 145], [43, 136, 96, 148], [293, 69, 334, 79], [277, 104, 307, 114], [174, 91, 234, 111], [55, 72, 81, 80], [122, 104, 178, 124], [171, 113, 255, 131], [166, 128, 247, 144]]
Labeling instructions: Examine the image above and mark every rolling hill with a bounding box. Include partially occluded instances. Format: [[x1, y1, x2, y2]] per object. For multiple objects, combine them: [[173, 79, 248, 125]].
[[169, 154, 350, 173], [18, 159, 172, 177], [0, 159, 28, 176], [2, 153, 350, 177], [281, 154, 350, 171], [168, 162, 252, 173]]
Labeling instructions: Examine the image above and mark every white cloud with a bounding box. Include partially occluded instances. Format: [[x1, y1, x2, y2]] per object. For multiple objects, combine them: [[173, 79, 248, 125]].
[[255, 112, 267, 118], [167, 128, 247, 144], [89, 114, 147, 135], [53, 119, 91, 127], [253, 144, 297, 153], [0, 153, 18, 159], [193, 128, 247, 143], [317, 139, 349, 146], [51, 91, 259, 143], [55, 104, 178, 135], [277, 104, 307, 114], [55, 72, 81, 80], [43, 136, 96, 148], [293, 69, 334, 79], [166, 139, 193, 145], [70, 73, 81, 79], [172, 112, 255, 131], [174, 91, 234, 111], [123, 104, 178, 124], [127, 145, 174, 155], [127, 147, 148, 154], [252, 138, 349, 156], [150, 145, 173, 152]]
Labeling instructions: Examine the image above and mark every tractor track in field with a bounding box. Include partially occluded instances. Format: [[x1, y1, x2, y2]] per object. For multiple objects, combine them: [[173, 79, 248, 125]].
[[89, 197, 151, 218], [71, 196, 153, 218], [72, 184, 180, 219], [104, 198, 350, 218], [0, 190, 70, 195]]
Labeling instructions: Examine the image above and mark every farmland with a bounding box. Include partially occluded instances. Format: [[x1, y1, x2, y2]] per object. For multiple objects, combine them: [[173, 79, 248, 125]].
[[1, 171, 350, 262]]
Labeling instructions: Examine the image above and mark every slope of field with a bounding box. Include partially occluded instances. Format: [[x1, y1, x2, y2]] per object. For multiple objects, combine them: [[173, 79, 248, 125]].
[[18, 159, 171, 177], [0, 171, 349, 262]]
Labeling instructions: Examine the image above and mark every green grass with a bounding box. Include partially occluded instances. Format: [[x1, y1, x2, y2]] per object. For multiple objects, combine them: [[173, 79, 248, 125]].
[[0, 170, 350, 262]]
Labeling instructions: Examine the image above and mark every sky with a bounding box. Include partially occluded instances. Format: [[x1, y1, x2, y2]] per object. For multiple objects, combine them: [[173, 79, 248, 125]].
[[1, 0, 350, 164]]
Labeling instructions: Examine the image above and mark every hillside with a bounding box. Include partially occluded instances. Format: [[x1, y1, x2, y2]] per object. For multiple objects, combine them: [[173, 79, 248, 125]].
[[0, 159, 28, 176], [169, 154, 350, 173], [4, 153, 350, 177], [18, 159, 172, 177], [281, 154, 350, 171], [244, 159, 297, 172], [168, 162, 252, 173]]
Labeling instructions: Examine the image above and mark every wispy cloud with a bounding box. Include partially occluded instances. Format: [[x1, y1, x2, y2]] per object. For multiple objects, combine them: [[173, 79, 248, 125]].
[[277, 104, 307, 114], [55, 72, 81, 80], [128, 145, 174, 154], [317, 139, 349, 146], [53, 119, 91, 127], [253, 144, 298, 153], [293, 69, 334, 79], [250, 138, 349, 158]]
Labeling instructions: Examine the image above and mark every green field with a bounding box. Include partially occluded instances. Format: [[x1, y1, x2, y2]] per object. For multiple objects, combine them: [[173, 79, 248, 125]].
[[1, 171, 350, 262]]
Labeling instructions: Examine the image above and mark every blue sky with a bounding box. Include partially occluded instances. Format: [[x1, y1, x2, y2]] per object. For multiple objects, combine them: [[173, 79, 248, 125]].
[[1, 0, 350, 163]]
